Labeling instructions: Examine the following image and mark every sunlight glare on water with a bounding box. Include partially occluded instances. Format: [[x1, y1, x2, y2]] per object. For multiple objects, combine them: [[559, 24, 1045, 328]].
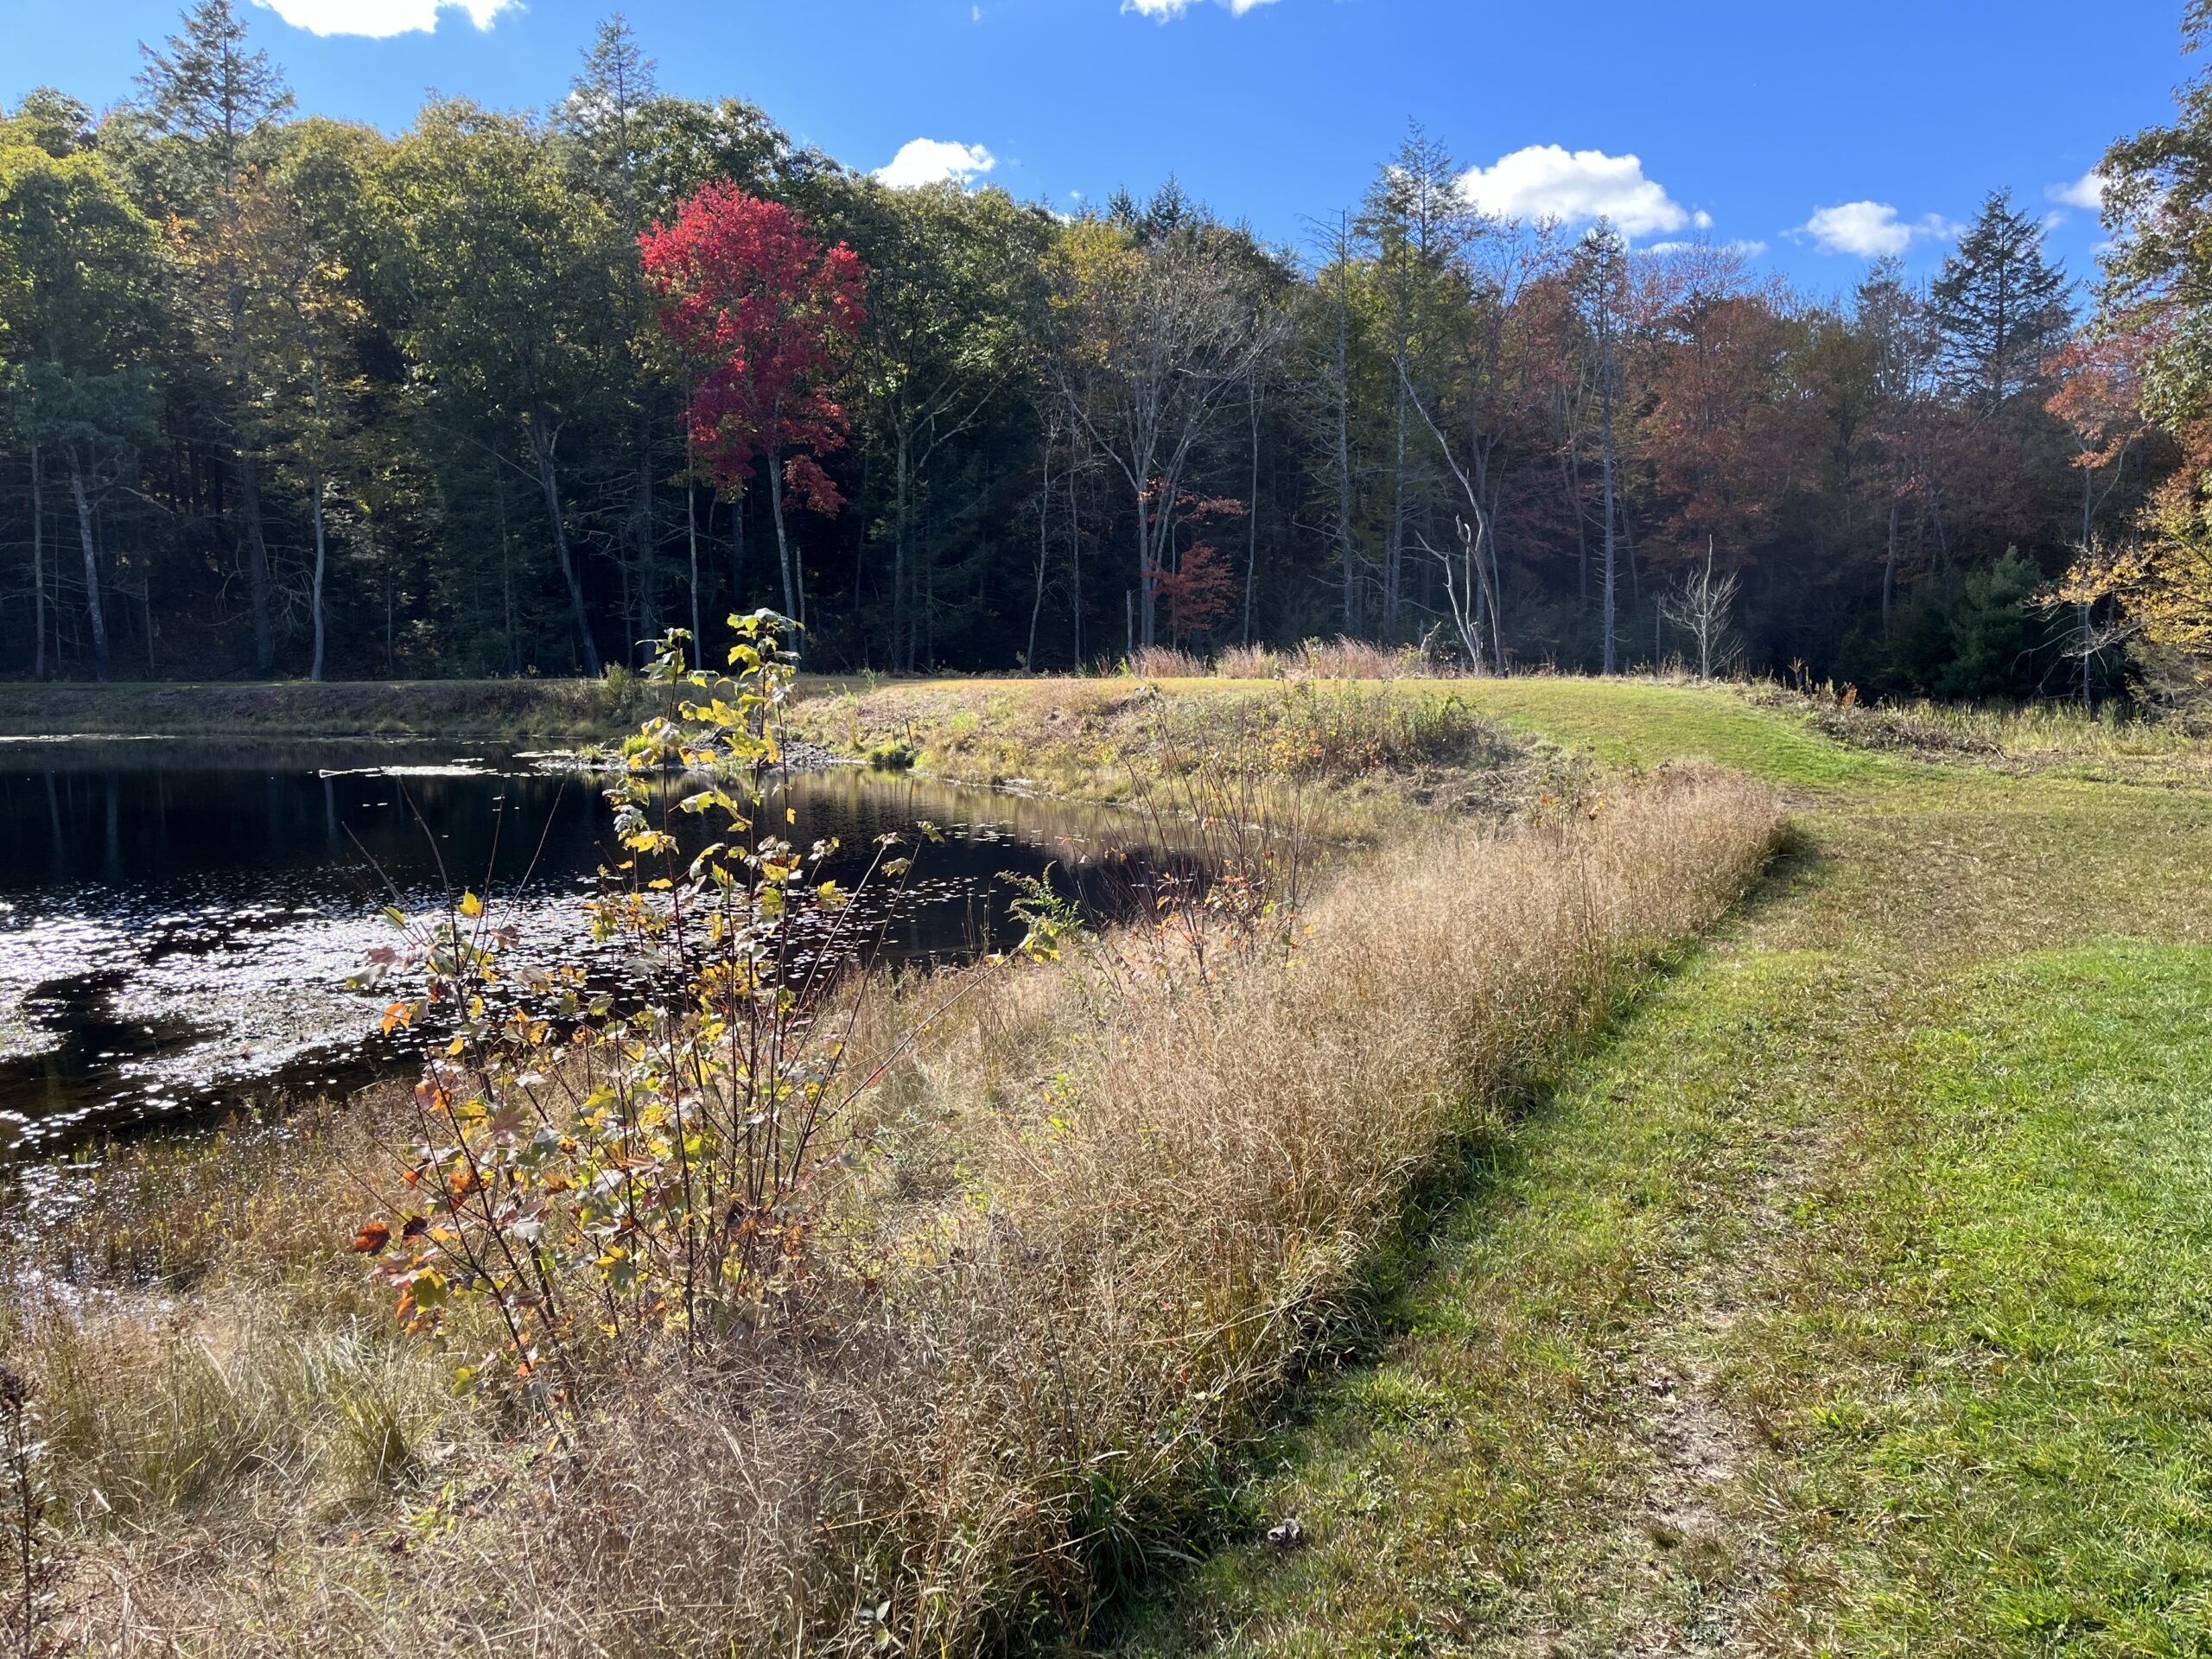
[[0, 741, 1163, 1160]]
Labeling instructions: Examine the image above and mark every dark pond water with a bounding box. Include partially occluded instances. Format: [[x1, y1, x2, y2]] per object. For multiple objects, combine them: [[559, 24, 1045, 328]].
[[0, 740, 1164, 1159]]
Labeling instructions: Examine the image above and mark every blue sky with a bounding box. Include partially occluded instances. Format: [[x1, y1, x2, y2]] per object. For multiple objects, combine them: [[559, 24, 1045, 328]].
[[1, 0, 2189, 296]]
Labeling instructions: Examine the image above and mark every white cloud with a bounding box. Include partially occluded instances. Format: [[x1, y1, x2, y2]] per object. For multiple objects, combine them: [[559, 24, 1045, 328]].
[[1796, 200, 1959, 257], [874, 137, 997, 190], [1454, 145, 1695, 238], [252, 0, 514, 37], [1122, 0, 1278, 17], [2048, 168, 2108, 213]]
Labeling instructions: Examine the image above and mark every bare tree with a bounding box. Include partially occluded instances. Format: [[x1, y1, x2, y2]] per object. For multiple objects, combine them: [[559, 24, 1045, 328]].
[[1405, 375, 1504, 674], [1419, 514, 1492, 671], [1660, 537, 1739, 680]]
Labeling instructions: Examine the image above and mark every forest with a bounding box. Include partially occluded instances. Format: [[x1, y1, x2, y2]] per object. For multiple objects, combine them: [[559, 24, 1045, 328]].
[[0, 0, 2204, 698]]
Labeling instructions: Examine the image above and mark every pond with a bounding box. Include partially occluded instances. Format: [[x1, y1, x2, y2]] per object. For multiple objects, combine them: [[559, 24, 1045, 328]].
[[0, 739, 1164, 1160]]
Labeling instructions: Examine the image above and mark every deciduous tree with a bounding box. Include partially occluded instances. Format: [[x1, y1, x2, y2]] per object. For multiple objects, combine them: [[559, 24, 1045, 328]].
[[641, 183, 868, 641]]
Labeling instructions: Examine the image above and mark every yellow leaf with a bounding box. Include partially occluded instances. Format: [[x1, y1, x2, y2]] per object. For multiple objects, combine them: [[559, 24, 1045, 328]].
[[460, 891, 485, 919]]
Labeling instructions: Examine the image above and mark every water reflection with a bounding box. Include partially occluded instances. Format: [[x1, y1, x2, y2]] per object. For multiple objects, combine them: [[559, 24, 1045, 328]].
[[0, 740, 1165, 1157]]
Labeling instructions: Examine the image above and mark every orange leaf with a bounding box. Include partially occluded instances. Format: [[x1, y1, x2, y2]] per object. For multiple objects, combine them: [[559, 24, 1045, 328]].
[[351, 1220, 392, 1255]]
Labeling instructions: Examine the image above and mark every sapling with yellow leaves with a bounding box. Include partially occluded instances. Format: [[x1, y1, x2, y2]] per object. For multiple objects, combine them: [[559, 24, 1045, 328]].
[[349, 613, 963, 1401]]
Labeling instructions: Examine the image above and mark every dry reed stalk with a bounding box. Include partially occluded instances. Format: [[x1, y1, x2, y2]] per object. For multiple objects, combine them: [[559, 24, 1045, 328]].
[[1127, 645, 1210, 679]]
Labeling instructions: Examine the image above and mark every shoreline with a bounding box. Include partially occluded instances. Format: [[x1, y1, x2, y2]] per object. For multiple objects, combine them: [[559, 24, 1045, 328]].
[[0, 677, 677, 741]]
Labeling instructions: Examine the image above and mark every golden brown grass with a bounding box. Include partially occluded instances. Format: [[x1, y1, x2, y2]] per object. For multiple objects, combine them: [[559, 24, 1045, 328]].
[[1125, 638, 1447, 683], [5, 755, 1781, 1656], [788, 675, 1562, 835]]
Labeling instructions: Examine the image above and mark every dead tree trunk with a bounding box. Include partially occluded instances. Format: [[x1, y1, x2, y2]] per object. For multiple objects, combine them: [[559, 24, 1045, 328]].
[[66, 448, 110, 682]]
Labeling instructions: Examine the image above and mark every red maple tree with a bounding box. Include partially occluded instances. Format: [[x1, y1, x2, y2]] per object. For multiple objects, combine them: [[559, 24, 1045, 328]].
[[1147, 490, 1245, 643], [640, 183, 868, 631]]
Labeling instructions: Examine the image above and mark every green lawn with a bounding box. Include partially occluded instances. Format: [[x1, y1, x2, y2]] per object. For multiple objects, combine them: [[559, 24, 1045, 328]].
[[1149, 674, 1887, 786], [1109, 683, 2212, 1656]]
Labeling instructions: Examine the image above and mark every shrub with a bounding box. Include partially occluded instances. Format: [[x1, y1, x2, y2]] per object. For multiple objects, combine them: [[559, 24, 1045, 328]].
[[863, 740, 917, 771], [348, 614, 973, 1393]]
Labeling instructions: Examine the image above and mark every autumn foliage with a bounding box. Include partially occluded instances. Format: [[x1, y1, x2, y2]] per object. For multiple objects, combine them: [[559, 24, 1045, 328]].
[[639, 184, 868, 515]]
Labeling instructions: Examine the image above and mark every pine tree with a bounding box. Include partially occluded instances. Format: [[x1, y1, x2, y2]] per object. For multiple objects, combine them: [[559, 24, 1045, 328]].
[[137, 0, 295, 672], [565, 13, 657, 223], [137, 0, 292, 219], [1929, 188, 2071, 413], [1356, 124, 1471, 639]]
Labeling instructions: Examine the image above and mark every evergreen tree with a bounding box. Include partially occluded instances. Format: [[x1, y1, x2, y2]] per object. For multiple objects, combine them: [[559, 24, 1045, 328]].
[[137, 0, 296, 671], [1356, 124, 1471, 639], [134, 0, 292, 220], [1929, 189, 2071, 413]]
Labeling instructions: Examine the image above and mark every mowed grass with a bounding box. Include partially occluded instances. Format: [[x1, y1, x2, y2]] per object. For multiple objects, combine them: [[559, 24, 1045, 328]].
[[1757, 944, 2212, 1656], [1421, 677, 1885, 786], [1100, 683, 2212, 1657]]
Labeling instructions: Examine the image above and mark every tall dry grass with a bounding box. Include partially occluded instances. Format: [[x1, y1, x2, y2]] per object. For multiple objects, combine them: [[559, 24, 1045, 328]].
[[1126, 638, 1450, 683], [1125, 645, 1211, 679], [27, 770, 1781, 1655]]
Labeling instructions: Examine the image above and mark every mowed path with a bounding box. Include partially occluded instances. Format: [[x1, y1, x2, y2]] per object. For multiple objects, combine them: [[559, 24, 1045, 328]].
[[1119, 695, 2212, 1656]]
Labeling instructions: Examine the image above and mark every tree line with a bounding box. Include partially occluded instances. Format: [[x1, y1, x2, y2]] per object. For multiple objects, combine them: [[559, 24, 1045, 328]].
[[0, 1, 2193, 696]]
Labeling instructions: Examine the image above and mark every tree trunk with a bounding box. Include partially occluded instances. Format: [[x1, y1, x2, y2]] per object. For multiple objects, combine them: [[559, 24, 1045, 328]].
[[309, 462, 328, 682], [1883, 496, 1898, 640], [766, 449, 801, 646], [893, 425, 911, 673], [29, 441, 44, 682], [729, 485, 747, 615], [1699, 537, 1715, 680], [238, 454, 276, 673], [1599, 321, 1618, 677], [1134, 480, 1156, 650], [1388, 359, 1408, 639], [1067, 451, 1084, 668], [1028, 439, 1052, 670], [2078, 455, 2094, 705], [66, 448, 111, 683], [495, 463, 518, 675], [1484, 478, 1506, 674], [687, 483, 702, 665], [1245, 384, 1262, 646], [526, 417, 601, 676], [1566, 440, 1589, 602], [632, 426, 658, 658], [1334, 238, 1358, 636]]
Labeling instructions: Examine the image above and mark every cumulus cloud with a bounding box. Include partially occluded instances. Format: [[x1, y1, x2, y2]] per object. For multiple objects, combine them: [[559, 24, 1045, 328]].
[[252, 0, 514, 37], [1455, 145, 1696, 238], [2047, 168, 2109, 213], [1796, 200, 1958, 258], [875, 138, 997, 190], [1122, 0, 1278, 18]]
